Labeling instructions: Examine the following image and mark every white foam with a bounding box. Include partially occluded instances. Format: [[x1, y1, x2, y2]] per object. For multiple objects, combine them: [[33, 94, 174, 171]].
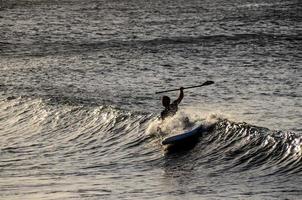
[[146, 107, 225, 137]]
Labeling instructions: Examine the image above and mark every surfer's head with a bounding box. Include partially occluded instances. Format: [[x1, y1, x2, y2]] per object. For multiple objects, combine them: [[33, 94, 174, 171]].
[[162, 96, 170, 107]]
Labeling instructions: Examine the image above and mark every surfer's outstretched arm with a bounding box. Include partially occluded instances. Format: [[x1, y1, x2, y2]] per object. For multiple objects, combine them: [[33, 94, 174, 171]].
[[174, 87, 184, 105]]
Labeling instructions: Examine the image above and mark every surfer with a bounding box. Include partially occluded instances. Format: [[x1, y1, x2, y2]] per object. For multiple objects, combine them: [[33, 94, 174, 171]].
[[160, 87, 184, 120]]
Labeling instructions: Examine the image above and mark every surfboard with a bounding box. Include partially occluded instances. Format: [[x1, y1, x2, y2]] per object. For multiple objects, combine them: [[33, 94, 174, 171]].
[[161, 123, 209, 145]]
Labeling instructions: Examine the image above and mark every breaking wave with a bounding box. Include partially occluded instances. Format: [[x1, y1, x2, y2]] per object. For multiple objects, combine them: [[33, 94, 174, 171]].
[[0, 96, 301, 177]]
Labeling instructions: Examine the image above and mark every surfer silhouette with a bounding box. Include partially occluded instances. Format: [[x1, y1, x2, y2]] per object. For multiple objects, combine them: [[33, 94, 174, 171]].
[[160, 87, 184, 120]]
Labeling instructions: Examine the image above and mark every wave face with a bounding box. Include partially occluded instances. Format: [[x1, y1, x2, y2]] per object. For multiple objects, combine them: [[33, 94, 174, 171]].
[[1, 97, 301, 199]]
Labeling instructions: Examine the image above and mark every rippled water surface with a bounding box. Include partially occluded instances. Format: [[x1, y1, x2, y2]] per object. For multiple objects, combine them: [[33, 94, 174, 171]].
[[0, 0, 301, 199]]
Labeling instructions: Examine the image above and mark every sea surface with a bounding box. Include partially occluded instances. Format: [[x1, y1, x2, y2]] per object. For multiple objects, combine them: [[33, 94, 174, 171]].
[[0, 0, 301, 199]]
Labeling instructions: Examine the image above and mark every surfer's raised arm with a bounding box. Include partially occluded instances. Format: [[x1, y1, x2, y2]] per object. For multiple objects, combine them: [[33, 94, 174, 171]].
[[173, 87, 184, 105]]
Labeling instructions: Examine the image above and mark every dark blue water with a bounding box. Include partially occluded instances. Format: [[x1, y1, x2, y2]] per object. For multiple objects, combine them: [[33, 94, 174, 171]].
[[0, 0, 301, 199]]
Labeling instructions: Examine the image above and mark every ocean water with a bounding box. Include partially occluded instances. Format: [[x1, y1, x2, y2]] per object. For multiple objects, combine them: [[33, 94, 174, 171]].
[[0, 0, 301, 199]]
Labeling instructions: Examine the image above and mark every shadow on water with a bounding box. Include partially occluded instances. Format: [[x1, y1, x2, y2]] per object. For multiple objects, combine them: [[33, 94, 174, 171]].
[[161, 139, 211, 197], [164, 137, 200, 154]]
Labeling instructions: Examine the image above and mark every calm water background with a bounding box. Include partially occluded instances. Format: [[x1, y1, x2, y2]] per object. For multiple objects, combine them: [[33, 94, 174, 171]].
[[0, 0, 301, 199]]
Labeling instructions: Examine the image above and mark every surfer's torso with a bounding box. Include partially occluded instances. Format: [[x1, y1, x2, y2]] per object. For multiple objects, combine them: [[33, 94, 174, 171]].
[[161, 100, 179, 120]]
